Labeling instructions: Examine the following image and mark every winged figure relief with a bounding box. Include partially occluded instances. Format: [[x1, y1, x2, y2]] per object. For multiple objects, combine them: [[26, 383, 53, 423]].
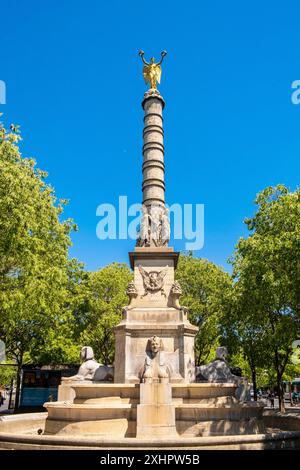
[[138, 265, 168, 298]]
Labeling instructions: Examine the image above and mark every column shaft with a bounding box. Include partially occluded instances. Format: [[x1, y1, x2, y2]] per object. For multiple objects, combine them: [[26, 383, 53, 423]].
[[142, 93, 165, 209]]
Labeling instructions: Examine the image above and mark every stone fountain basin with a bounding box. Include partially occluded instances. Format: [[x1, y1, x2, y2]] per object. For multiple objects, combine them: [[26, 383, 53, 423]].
[[0, 412, 300, 450], [1, 383, 300, 449], [43, 382, 264, 437]]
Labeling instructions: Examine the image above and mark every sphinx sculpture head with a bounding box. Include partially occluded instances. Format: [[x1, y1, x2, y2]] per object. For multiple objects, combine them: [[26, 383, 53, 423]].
[[141, 336, 169, 383], [214, 346, 229, 362], [80, 346, 94, 362], [148, 335, 163, 356]]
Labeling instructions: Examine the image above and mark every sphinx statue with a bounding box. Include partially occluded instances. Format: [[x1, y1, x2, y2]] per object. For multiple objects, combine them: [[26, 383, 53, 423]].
[[196, 347, 251, 402], [141, 336, 169, 383], [197, 347, 239, 383]]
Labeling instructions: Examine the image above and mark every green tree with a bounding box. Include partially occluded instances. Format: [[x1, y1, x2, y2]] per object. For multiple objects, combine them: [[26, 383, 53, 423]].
[[0, 364, 17, 389], [0, 121, 76, 407], [79, 263, 132, 365], [30, 258, 89, 366], [230, 185, 300, 411], [220, 289, 269, 401], [176, 253, 232, 365]]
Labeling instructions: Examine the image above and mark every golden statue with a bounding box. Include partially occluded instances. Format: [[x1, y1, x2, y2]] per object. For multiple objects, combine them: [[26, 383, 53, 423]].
[[138, 50, 167, 89]]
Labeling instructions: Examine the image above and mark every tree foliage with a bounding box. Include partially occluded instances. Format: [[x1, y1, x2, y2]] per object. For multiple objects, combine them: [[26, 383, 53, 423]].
[[176, 253, 232, 365], [0, 121, 77, 405], [228, 185, 300, 410], [78, 263, 132, 365], [0, 364, 17, 388]]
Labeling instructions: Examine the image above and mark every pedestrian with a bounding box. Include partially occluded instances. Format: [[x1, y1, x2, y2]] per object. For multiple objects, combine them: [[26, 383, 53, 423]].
[[0, 392, 4, 407], [268, 391, 275, 408], [292, 391, 299, 405]]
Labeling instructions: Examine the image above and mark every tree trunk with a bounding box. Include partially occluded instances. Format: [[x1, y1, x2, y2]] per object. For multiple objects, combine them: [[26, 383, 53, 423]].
[[14, 362, 23, 412], [277, 374, 285, 413], [8, 377, 14, 410], [247, 353, 257, 401], [251, 368, 257, 401], [274, 348, 288, 413]]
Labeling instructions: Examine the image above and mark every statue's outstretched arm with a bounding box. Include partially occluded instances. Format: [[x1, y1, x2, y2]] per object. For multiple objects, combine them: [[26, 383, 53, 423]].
[[157, 50, 167, 65], [139, 50, 150, 65]]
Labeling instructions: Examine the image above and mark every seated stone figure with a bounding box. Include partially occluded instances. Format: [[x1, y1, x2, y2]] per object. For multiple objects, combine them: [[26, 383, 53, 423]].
[[196, 347, 250, 402], [197, 347, 236, 382], [63, 346, 113, 382], [141, 336, 169, 383]]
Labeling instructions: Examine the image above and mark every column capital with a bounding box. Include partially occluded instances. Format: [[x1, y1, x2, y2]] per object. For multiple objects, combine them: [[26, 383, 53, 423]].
[[142, 89, 165, 109]]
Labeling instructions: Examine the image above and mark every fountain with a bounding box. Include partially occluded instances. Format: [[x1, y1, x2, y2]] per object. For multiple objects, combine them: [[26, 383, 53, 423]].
[[1, 52, 300, 450]]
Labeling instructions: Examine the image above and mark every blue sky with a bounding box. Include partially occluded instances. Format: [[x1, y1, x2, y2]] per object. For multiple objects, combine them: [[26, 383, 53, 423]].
[[1, 0, 300, 272]]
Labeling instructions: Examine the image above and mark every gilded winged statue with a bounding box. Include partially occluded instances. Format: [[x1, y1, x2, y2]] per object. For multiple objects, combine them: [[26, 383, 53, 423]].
[[138, 265, 168, 297], [138, 50, 167, 89]]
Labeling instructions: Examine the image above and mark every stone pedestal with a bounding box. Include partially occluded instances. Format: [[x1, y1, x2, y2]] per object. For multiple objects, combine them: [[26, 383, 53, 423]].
[[57, 381, 76, 402], [136, 382, 177, 438], [114, 247, 198, 383]]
